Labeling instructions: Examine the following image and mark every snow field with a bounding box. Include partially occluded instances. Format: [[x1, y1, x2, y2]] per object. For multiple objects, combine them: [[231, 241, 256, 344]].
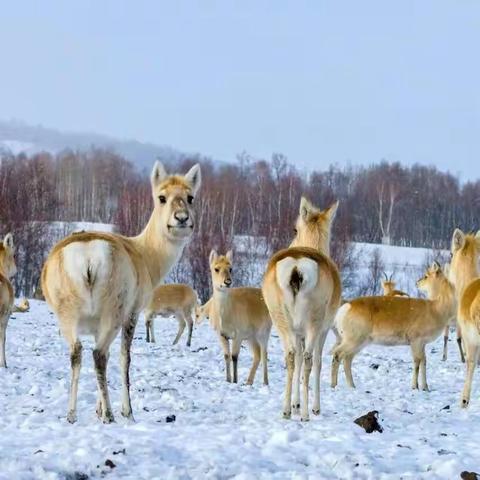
[[0, 300, 479, 479]]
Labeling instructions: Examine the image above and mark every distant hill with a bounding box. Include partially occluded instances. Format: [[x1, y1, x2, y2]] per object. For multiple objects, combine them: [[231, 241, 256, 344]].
[[0, 119, 194, 172]]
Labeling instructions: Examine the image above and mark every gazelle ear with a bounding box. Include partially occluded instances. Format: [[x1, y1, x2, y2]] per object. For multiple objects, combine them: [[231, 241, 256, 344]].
[[3, 233, 14, 252], [184, 164, 201, 195], [151, 161, 167, 189], [226, 250, 233, 263], [431, 261, 441, 272], [443, 262, 450, 277], [451, 228, 465, 252], [323, 200, 339, 222], [299, 197, 315, 221], [209, 249, 218, 266]]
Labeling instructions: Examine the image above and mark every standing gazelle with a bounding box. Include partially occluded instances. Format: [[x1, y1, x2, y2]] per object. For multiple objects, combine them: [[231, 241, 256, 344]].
[[448, 229, 480, 407], [262, 198, 341, 421], [0, 233, 17, 368], [144, 283, 197, 347], [207, 250, 272, 385], [41, 162, 201, 423]]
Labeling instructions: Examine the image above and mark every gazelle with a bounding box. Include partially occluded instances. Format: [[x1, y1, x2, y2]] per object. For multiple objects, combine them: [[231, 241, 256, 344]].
[[41, 161, 201, 423], [12, 298, 30, 313], [195, 297, 212, 325], [332, 261, 456, 392], [208, 250, 271, 385], [448, 229, 480, 407], [262, 198, 341, 421], [0, 233, 17, 368], [144, 283, 197, 347], [381, 273, 409, 297]]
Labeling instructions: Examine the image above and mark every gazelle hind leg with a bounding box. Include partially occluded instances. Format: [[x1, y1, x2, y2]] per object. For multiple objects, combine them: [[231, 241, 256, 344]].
[[172, 314, 186, 345], [145, 312, 153, 343], [442, 324, 449, 361], [261, 337, 269, 386], [246, 339, 261, 385], [67, 340, 83, 423], [121, 314, 138, 420], [456, 322, 465, 363], [461, 340, 480, 408], [312, 330, 328, 415], [185, 309, 194, 347], [292, 336, 303, 414], [0, 316, 8, 368], [301, 326, 320, 422]]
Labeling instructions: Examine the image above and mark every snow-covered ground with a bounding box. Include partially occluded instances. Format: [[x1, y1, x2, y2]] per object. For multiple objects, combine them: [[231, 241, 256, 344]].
[[1, 300, 479, 479]]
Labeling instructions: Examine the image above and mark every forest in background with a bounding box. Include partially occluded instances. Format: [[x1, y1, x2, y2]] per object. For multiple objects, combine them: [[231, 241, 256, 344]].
[[1, 149, 479, 298]]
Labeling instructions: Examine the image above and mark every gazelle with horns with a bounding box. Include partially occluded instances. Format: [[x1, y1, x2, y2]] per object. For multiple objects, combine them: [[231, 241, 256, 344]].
[[332, 261, 456, 392], [262, 197, 341, 421], [448, 229, 480, 407], [0, 233, 17, 368], [41, 161, 201, 423], [381, 273, 409, 297]]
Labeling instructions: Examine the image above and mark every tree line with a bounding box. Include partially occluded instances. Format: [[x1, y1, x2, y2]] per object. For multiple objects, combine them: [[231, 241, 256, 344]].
[[1, 149, 478, 298]]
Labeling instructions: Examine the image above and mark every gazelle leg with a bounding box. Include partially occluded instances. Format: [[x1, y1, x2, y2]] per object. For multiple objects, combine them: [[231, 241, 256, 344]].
[[246, 340, 261, 385], [219, 334, 232, 382], [442, 324, 449, 361], [312, 329, 328, 415], [301, 326, 320, 422], [461, 341, 479, 408], [172, 314, 186, 345], [120, 314, 138, 420], [67, 340, 82, 423], [261, 340, 269, 386], [292, 336, 303, 414], [231, 337, 242, 384]]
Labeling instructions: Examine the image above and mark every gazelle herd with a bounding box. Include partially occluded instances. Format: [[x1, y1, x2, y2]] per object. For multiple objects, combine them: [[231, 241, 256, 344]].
[[1, 161, 480, 424]]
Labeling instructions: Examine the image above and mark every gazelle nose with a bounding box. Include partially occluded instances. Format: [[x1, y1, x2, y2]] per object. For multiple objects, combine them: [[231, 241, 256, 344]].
[[174, 211, 189, 224], [224, 279, 232, 287]]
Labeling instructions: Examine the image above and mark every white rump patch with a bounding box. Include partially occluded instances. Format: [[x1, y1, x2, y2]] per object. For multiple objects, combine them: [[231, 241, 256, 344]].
[[63, 240, 112, 290], [276, 256, 318, 330], [334, 303, 351, 334]]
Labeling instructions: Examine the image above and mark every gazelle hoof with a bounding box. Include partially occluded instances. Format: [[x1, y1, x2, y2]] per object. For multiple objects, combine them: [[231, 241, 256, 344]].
[[312, 408, 320, 415], [292, 403, 300, 414], [300, 416, 310, 422], [102, 410, 115, 424], [66, 411, 77, 424], [282, 411, 291, 420], [461, 399, 469, 408]]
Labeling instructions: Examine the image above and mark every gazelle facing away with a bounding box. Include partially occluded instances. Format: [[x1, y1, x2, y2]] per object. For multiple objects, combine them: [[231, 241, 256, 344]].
[[381, 273, 409, 297], [332, 261, 456, 392], [262, 198, 341, 421], [144, 283, 197, 347], [448, 229, 480, 407], [207, 250, 272, 385], [41, 162, 201, 423], [0, 233, 17, 368]]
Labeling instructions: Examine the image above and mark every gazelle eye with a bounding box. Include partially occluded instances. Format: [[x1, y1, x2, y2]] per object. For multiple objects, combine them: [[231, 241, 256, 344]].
[[293, 228, 298, 235], [187, 195, 194, 205], [159, 195, 166, 204], [215, 268, 220, 273], [229, 268, 232, 273]]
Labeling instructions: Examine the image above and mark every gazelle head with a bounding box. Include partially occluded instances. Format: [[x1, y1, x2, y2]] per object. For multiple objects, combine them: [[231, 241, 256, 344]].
[[150, 162, 201, 242], [195, 304, 209, 325], [290, 197, 339, 255], [416, 261, 448, 298], [209, 250, 233, 292], [449, 229, 480, 290], [381, 272, 395, 294], [0, 233, 16, 279]]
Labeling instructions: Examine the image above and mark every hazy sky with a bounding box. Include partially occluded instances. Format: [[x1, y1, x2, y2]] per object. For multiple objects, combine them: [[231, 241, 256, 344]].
[[0, 1, 479, 178]]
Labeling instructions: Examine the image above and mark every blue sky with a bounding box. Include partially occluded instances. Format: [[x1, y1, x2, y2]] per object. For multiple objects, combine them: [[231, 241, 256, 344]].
[[0, 1, 479, 178]]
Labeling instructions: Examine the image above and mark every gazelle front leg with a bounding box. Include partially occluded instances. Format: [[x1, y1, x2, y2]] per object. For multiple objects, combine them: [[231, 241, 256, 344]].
[[442, 324, 449, 361], [461, 342, 479, 407], [231, 337, 242, 383], [456, 322, 465, 363], [0, 318, 8, 368], [219, 334, 232, 382], [121, 314, 138, 420]]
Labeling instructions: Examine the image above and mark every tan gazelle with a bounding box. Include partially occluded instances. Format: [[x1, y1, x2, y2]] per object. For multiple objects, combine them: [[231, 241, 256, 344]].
[[144, 283, 198, 347], [448, 229, 480, 407], [207, 250, 272, 385], [0, 233, 17, 368], [332, 261, 456, 392], [262, 198, 341, 421], [381, 273, 409, 297], [41, 162, 201, 423]]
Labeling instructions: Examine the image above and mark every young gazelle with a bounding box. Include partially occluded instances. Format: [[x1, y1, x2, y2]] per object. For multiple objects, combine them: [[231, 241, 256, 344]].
[[144, 283, 197, 347], [262, 198, 341, 421], [382, 273, 409, 297], [208, 250, 271, 385], [448, 229, 480, 407], [332, 261, 456, 391], [41, 162, 201, 423], [0, 233, 17, 368]]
